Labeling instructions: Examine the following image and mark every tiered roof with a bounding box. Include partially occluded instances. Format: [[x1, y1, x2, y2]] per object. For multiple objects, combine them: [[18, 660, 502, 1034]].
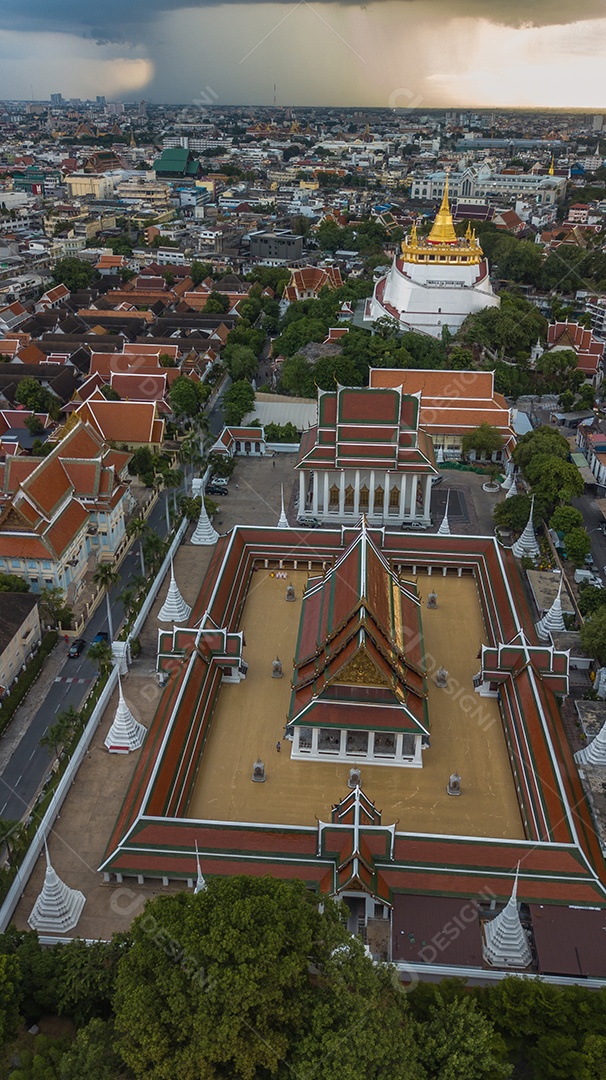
[[297, 385, 436, 475], [289, 523, 428, 734]]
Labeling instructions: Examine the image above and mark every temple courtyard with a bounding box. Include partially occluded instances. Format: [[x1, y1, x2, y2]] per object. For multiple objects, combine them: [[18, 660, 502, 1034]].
[[187, 569, 524, 840]]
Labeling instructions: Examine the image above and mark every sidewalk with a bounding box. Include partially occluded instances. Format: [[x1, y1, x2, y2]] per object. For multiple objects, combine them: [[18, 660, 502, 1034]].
[[0, 642, 69, 777]]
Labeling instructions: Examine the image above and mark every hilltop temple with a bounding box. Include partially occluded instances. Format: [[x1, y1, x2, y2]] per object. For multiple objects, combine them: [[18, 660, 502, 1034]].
[[365, 177, 500, 338]]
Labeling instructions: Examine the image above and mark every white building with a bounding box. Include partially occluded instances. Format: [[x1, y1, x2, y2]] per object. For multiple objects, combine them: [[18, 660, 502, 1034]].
[[366, 179, 500, 338]]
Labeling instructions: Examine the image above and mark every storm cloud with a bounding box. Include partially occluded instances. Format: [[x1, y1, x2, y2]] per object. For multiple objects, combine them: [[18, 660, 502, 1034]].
[[2, 0, 606, 45]]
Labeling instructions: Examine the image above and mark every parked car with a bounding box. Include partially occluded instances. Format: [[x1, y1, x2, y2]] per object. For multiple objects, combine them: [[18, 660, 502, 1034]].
[[68, 638, 86, 658], [206, 485, 229, 496], [210, 476, 229, 487], [431, 475, 444, 486], [92, 631, 109, 644], [297, 516, 321, 528]]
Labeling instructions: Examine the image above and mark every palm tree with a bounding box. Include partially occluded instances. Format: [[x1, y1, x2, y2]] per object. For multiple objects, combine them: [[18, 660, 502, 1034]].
[[93, 563, 119, 641], [157, 468, 183, 531], [141, 528, 166, 575], [127, 516, 147, 576], [87, 640, 114, 678]]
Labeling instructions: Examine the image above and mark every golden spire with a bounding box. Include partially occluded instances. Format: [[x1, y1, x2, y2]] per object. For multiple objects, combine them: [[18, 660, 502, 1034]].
[[549, 155, 555, 176], [427, 174, 457, 245]]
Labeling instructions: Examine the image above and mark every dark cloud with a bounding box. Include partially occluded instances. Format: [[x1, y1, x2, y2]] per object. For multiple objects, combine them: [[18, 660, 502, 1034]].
[[1, 0, 605, 46]]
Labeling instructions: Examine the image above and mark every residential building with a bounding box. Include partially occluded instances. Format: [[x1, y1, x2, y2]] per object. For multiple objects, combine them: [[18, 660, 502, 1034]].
[[0, 592, 41, 695]]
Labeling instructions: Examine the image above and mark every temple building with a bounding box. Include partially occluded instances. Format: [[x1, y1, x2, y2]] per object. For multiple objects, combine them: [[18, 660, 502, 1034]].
[[287, 523, 429, 766], [365, 177, 500, 338], [296, 384, 437, 526]]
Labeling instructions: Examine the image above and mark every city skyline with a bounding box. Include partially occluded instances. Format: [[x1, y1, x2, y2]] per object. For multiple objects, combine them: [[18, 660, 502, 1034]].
[[0, 1, 605, 110]]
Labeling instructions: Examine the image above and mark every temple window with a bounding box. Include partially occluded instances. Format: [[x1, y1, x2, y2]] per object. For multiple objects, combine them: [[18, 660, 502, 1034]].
[[359, 485, 369, 511], [346, 731, 369, 755], [389, 485, 400, 509], [299, 727, 312, 751], [319, 728, 340, 753], [344, 484, 355, 509], [329, 484, 339, 509], [374, 732, 396, 757], [374, 485, 384, 508]]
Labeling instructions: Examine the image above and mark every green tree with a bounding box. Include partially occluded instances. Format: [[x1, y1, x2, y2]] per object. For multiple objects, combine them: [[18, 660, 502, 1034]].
[[493, 493, 541, 533], [418, 992, 511, 1080], [526, 457, 584, 506], [223, 344, 258, 383], [51, 257, 97, 292], [14, 377, 48, 413], [58, 1018, 125, 1080], [113, 877, 422, 1080], [0, 954, 21, 1048], [550, 505, 584, 534], [0, 573, 29, 593], [577, 585, 606, 617], [279, 353, 314, 397], [190, 261, 212, 286], [38, 585, 68, 628], [512, 426, 570, 472], [169, 376, 200, 420], [223, 380, 255, 425], [564, 526, 592, 567], [580, 607, 606, 664], [92, 564, 119, 642], [461, 423, 504, 461], [204, 290, 230, 314], [87, 640, 114, 678]]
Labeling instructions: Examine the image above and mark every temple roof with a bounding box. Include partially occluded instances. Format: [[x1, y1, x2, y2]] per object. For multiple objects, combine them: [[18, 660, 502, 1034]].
[[289, 522, 428, 734]]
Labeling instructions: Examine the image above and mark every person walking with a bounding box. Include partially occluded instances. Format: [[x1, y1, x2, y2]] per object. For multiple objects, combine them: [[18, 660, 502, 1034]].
[[276, 741, 281, 753]]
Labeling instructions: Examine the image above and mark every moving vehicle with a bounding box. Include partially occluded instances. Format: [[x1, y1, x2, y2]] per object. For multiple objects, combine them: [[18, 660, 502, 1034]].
[[68, 638, 86, 658], [92, 631, 109, 644]]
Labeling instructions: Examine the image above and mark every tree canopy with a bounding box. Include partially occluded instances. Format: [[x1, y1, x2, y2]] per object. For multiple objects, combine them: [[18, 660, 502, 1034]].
[[50, 257, 97, 292], [461, 423, 504, 460]]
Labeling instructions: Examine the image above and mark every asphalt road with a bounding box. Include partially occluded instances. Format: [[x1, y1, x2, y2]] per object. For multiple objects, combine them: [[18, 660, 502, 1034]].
[[572, 493, 606, 579], [0, 497, 171, 823]]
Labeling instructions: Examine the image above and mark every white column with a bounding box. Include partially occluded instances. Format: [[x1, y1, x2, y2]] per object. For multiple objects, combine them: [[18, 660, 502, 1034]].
[[423, 477, 432, 521], [399, 474, 407, 519], [311, 728, 319, 754], [410, 475, 418, 519], [368, 732, 375, 759], [339, 472, 346, 517], [312, 471, 319, 516], [299, 471, 306, 514], [369, 470, 375, 517], [353, 469, 360, 517], [396, 733, 404, 758], [323, 473, 329, 517], [339, 729, 347, 756], [383, 472, 390, 517]]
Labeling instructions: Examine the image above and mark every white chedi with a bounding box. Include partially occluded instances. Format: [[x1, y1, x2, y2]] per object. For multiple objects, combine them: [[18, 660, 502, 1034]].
[[28, 841, 85, 934], [191, 496, 219, 545], [575, 719, 606, 766], [482, 865, 531, 969], [105, 676, 146, 754], [158, 561, 192, 624]]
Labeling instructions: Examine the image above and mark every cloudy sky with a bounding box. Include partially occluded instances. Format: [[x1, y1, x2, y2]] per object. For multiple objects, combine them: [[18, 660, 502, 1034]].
[[0, 0, 605, 109]]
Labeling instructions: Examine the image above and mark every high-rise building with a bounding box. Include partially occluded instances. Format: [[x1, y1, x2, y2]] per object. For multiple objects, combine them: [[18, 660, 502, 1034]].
[[50, 93, 63, 107]]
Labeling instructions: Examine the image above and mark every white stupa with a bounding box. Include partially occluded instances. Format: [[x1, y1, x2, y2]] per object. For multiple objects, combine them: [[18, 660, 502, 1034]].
[[191, 495, 219, 545], [437, 489, 451, 536], [158, 561, 192, 624], [505, 476, 518, 500], [278, 484, 288, 529], [105, 676, 146, 754], [365, 176, 500, 338], [501, 461, 514, 491], [436, 446, 444, 465], [28, 841, 86, 934], [512, 495, 540, 560], [482, 865, 532, 969], [535, 574, 566, 641], [575, 719, 606, 766], [193, 840, 206, 894]]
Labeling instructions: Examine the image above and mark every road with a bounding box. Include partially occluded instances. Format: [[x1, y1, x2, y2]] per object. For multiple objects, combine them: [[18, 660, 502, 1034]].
[[0, 496, 172, 823], [572, 493, 606, 579]]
